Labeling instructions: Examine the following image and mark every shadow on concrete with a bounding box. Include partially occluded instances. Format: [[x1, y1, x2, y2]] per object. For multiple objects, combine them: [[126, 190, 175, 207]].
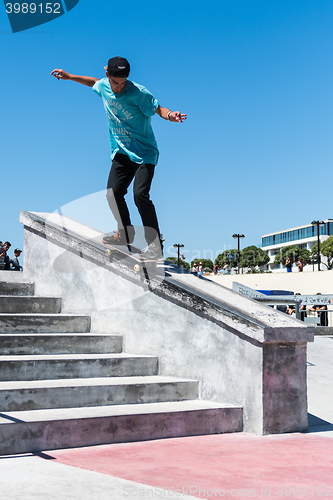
[[307, 413, 333, 433], [0, 412, 25, 423]]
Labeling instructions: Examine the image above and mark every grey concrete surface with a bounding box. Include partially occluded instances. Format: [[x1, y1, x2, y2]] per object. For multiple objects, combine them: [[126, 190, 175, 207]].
[[0, 453, 197, 500], [307, 335, 333, 435], [17, 210, 315, 435]]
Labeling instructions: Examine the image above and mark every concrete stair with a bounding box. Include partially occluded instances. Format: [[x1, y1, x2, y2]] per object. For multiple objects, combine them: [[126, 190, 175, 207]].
[[0, 282, 243, 455], [0, 333, 123, 355], [0, 376, 199, 411], [0, 282, 34, 296], [0, 314, 91, 333], [0, 296, 61, 314]]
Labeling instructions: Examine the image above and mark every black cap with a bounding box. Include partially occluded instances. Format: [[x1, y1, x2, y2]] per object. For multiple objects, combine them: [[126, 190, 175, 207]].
[[107, 57, 130, 77], [14, 248, 22, 253]]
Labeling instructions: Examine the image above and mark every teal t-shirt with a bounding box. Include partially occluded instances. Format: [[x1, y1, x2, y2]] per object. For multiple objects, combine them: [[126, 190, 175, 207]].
[[92, 78, 159, 165]]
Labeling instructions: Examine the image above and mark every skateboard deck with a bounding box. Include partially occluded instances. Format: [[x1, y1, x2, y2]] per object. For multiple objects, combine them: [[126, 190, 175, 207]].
[[103, 242, 159, 273]]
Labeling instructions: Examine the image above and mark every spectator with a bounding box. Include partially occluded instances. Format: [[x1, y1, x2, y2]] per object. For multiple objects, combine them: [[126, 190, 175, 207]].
[[299, 304, 307, 321], [286, 293, 307, 321], [297, 258, 305, 272], [10, 248, 23, 271], [213, 263, 219, 275], [192, 263, 198, 276], [309, 293, 328, 326], [222, 263, 230, 275], [286, 304, 295, 316], [0, 241, 11, 270], [198, 262, 203, 277], [0, 241, 4, 270], [295, 293, 307, 321], [285, 255, 292, 273]]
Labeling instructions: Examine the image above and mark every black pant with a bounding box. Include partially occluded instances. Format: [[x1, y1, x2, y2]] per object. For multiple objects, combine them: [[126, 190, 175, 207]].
[[106, 153, 160, 245]]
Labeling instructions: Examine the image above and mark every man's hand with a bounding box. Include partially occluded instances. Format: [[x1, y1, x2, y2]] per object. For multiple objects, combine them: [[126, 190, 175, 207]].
[[51, 69, 70, 80], [168, 111, 187, 123], [156, 105, 187, 122], [50, 70, 98, 87]]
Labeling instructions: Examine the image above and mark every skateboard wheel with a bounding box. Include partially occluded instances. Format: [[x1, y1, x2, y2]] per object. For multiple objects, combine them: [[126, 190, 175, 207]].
[[106, 249, 112, 256], [134, 264, 141, 272]]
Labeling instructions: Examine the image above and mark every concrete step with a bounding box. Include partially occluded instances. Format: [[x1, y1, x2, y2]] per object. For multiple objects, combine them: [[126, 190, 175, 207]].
[[0, 314, 91, 333], [0, 333, 123, 355], [0, 353, 159, 381], [0, 400, 243, 455], [0, 282, 34, 296], [0, 296, 61, 314], [0, 376, 199, 411]]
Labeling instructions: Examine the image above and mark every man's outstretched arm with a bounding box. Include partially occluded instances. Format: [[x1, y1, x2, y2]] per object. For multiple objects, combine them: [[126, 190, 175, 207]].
[[156, 105, 187, 123], [50, 69, 98, 87]]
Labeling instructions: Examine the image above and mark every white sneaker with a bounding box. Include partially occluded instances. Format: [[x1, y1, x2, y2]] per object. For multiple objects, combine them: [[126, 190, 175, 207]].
[[142, 242, 163, 260]]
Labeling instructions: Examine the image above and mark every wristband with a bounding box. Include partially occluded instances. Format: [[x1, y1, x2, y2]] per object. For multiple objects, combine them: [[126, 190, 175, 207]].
[[167, 111, 172, 121]]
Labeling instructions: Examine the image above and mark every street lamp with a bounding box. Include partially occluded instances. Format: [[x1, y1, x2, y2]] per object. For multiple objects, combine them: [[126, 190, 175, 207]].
[[232, 234, 245, 274], [311, 221, 324, 272], [173, 243, 184, 266]]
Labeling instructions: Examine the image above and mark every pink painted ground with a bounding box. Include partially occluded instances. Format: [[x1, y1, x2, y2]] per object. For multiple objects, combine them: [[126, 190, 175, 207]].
[[50, 433, 333, 498]]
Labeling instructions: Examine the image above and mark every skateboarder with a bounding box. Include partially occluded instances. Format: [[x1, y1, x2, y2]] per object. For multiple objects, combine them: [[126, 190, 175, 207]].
[[51, 57, 186, 259]]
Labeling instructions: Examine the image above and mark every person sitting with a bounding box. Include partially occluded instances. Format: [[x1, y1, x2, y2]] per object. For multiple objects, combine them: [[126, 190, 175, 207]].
[[222, 263, 230, 275], [309, 293, 328, 326], [0, 241, 4, 270], [9, 248, 23, 271], [0, 241, 11, 270]]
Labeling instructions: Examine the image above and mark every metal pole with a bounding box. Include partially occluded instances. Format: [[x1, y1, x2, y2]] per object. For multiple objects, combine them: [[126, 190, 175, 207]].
[[232, 234, 244, 275], [237, 237, 240, 275], [311, 221, 324, 272], [317, 224, 321, 272], [173, 244, 184, 267]]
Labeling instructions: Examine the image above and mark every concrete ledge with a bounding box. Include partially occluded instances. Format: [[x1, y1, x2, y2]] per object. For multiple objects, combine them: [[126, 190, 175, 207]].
[[150, 274, 314, 344], [19, 211, 313, 346], [314, 327, 333, 336]]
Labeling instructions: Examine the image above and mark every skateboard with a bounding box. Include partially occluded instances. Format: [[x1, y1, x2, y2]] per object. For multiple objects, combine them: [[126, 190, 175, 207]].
[[103, 242, 159, 273]]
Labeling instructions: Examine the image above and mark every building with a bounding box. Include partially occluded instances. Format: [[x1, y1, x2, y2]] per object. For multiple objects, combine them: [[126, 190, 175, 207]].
[[261, 220, 333, 272]]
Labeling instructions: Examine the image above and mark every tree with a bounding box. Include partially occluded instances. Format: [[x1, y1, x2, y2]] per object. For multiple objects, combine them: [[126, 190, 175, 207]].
[[274, 245, 311, 267], [166, 257, 190, 270], [310, 236, 333, 270], [240, 245, 270, 272], [191, 258, 214, 272], [214, 249, 239, 270], [215, 246, 269, 273]]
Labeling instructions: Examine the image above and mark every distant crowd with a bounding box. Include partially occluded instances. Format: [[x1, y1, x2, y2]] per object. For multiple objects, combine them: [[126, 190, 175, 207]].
[[0, 241, 23, 271]]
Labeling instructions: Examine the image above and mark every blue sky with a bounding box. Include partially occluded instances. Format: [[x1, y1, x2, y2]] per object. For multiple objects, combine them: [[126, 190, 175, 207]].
[[1, 0, 333, 263]]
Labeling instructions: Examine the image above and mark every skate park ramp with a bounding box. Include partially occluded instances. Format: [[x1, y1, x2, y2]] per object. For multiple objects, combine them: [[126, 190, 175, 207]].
[[0, 211, 314, 448]]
